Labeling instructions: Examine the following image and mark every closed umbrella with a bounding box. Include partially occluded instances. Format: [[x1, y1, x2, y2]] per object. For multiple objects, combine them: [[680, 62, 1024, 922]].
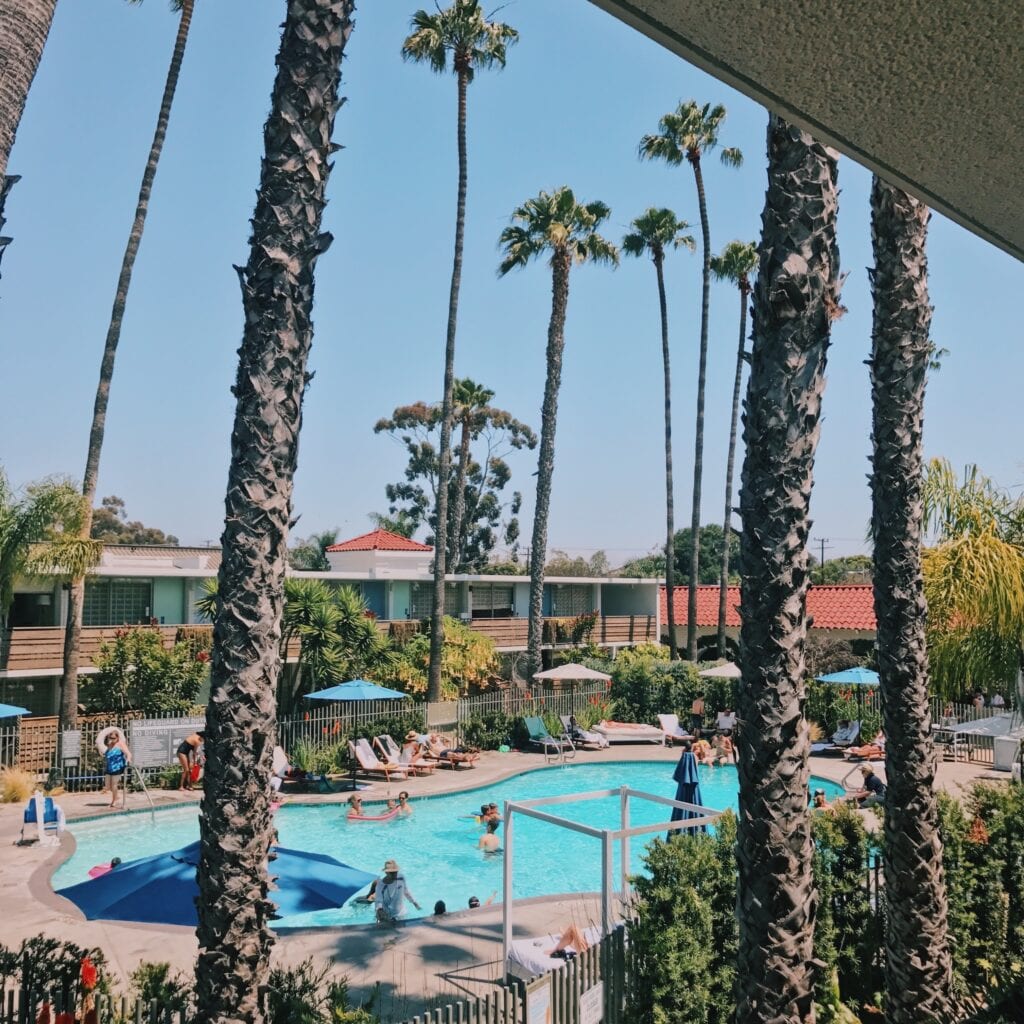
[[57, 841, 375, 926], [669, 750, 706, 838]]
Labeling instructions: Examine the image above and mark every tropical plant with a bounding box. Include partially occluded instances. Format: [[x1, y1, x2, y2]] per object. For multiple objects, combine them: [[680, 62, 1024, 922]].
[[640, 100, 742, 661], [498, 187, 619, 679], [921, 458, 1024, 697], [392, 615, 499, 698], [402, 0, 518, 703], [83, 626, 207, 715], [0, 0, 59, 276], [265, 958, 377, 1024], [734, 114, 841, 1024], [60, 0, 195, 736], [373, 386, 536, 570], [288, 528, 340, 571], [869, 176, 954, 1021], [131, 961, 192, 1017], [710, 239, 758, 657], [623, 208, 696, 660], [0, 471, 97, 627], [193, 4, 353, 1022]]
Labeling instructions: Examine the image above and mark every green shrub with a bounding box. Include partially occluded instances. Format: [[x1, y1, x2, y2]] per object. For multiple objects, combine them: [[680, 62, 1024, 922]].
[[131, 962, 191, 1016], [460, 712, 516, 750], [265, 959, 377, 1024]]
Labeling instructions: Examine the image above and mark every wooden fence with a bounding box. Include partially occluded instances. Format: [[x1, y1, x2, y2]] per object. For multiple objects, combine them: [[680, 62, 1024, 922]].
[[1, 988, 188, 1024]]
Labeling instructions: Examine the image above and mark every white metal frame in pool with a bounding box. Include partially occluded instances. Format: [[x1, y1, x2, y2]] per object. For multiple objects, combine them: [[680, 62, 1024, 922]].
[[501, 785, 722, 966]]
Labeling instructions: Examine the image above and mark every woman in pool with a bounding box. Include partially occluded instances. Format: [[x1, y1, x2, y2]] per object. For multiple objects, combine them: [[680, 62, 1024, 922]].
[[176, 731, 205, 791], [347, 794, 365, 819], [103, 730, 132, 807]]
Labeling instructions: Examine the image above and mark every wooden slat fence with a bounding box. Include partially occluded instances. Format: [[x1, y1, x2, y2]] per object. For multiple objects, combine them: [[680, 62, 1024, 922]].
[[1, 987, 191, 1024]]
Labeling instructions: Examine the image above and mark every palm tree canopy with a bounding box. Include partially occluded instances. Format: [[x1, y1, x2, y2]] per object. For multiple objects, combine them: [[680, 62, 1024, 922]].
[[621, 207, 695, 260], [639, 100, 744, 167], [497, 187, 619, 275], [711, 239, 758, 284], [401, 0, 518, 81], [453, 377, 495, 415]]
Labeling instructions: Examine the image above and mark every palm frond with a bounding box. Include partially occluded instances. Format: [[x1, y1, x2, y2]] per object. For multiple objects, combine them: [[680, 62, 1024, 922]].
[[720, 146, 744, 167]]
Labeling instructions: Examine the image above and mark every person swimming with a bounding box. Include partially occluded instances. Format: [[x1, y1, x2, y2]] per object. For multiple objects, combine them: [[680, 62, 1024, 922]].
[[478, 819, 500, 854]]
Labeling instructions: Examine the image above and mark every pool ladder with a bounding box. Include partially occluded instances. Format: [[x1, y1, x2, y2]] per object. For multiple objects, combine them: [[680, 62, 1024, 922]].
[[545, 733, 577, 766]]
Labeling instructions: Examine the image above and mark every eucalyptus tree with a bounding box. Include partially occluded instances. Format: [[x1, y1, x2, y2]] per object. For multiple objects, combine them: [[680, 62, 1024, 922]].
[[622, 208, 695, 660], [640, 100, 742, 660], [735, 115, 841, 1024], [498, 187, 618, 680], [192, 3, 354, 1022], [869, 177, 954, 1022], [402, 0, 517, 702], [0, 0, 58, 275], [711, 240, 758, 658], [449, 377, 494, 570], [59, 0, 195, 735]]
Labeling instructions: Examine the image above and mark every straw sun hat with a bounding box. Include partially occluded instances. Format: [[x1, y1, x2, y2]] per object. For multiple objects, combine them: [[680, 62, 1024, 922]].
[[383, 859, 400, 873]]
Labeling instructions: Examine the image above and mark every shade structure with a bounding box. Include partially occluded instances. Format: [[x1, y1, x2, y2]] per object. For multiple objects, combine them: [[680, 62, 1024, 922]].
[[0, 703, 31, 718], [669, 751, 706, 837], [305, 679, 407, 701], [698, 662, 741, 679], [816, 667, 879, 687], [532, 663, 612, 682], [57, 841, 375, 926]]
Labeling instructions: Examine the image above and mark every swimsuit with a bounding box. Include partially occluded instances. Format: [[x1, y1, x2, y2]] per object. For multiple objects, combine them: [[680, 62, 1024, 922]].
[[104, 747, 127, 775], [177, 740, 194, 757]]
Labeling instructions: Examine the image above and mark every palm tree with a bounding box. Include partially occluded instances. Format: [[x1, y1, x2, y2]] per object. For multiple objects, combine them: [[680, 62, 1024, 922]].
[[0, 472, 97, 628], [498, 187, 618, 680], [622, 208, 695, 660], [449, 377, 494, 570], [869, 176, 954, 1023], [192, 3, 353, 1021], [0, 0, 59, 275], [641, 101, 742, 661], [58, 0, 194, 736], [734, 114, 840, 1024], [711, 240, 758, 658], [402, 0, 517, 703]]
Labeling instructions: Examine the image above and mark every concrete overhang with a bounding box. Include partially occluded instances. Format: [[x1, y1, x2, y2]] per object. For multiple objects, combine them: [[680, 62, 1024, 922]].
[[590, 0, 1023, 261]]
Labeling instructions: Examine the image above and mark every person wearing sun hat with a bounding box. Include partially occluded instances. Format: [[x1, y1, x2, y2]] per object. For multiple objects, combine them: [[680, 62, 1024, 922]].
[[849, 763, 886, 808], [375, 858, 421, 924]]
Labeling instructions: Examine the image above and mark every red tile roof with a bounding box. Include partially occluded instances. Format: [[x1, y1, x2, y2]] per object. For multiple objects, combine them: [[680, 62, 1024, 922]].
[[326, 529, 432, 553], [659, 584, 876, 632]]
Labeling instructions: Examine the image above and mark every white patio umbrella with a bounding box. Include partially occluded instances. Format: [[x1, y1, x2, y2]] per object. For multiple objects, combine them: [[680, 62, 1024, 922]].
[[532, 663, 612, 682], [698, 662, 741, 679]]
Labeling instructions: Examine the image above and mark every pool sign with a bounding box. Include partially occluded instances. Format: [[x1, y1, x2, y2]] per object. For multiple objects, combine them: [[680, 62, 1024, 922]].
[[580, 981, 604, 1024], [525, 976, 551, 1024], [129, 716, 205, 768]]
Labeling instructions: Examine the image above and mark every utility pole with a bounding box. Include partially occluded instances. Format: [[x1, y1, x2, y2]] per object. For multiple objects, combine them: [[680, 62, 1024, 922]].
[[812, 536, 831, 576]]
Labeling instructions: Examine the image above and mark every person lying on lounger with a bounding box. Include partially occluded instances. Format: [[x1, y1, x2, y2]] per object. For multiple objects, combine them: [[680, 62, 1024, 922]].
[[424, 733, 478, 763], [844, 731, 886, 760], [547, 923, 591, 959]]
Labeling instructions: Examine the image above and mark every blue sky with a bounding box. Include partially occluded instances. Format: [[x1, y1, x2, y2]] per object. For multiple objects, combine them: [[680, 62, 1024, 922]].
[[2, 0, 1021, 563]]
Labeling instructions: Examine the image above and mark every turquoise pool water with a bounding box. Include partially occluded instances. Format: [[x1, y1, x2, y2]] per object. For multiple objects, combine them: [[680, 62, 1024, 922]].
[[53, 761, 844, 928]]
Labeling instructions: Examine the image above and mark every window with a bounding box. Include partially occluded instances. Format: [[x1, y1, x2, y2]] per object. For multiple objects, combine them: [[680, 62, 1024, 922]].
[[471, 584, 514, 619], [550, 584, 593, 617], [83, 579, 153, 626], [409, 584, 460, 619]]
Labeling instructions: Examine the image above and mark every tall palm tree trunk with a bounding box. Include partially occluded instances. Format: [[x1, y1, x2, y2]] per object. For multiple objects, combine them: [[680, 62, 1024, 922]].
[[718, 279, 748, 656], [686, 155, 711, 661], [449, 413, 473, 570], [869, 176, 954, 1023], [427, 64, 469, 702], [655, 252, 678, 659], [526, 250, 571, 680], [193, 4, 352, 1022], [59, 0, 194, 735], [735, 114, 840, 1024], [0, 0, 58, 274]]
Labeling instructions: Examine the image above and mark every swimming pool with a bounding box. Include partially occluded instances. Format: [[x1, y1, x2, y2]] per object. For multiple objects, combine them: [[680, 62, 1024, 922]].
[[53, 761, 844, 928]]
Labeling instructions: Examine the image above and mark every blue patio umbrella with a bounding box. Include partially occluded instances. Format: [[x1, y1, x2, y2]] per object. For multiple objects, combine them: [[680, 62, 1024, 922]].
[[305, 679, 407, 702], [669, 751, 706, 838], [57, 841, 375, 927], [816, 667, 880, 686], [0, 703, 31, 718]]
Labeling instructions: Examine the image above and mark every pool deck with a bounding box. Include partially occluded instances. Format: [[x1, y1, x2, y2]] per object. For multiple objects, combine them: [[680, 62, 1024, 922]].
[[0, 746, 1005, 1019]]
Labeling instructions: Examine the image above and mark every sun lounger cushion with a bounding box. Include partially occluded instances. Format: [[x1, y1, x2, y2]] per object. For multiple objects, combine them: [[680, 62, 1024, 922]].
[[506, 926, 604, 980]]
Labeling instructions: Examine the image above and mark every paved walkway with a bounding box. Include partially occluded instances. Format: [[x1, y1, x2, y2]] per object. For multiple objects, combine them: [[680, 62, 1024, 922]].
[[0, 745, 1004, 1020]]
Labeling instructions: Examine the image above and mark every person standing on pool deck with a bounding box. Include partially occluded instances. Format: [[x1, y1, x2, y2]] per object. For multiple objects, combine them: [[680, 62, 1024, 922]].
[[176, 731, 205, 791], [375, 859, 420, 924], [103, 731, 131, 808]]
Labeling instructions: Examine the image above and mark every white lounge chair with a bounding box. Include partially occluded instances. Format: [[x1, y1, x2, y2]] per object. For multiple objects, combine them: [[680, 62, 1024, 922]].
[[348, 739, 409, 781], [657, 714, 692, 746], [831, 721, 861, 747], [593, 720, 665, 745], [559, 714, 609, 749], [506, 925, 604, 981], [374, 735, 435, 775]]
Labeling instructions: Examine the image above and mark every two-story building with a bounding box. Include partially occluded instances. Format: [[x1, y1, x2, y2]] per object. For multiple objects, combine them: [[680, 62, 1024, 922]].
[[1, 529, 660, 716]]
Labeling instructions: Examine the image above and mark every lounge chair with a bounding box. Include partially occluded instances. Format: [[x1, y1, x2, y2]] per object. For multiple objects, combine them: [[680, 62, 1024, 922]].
[[593, 720, 665, 745], [506, 924, 603, 981], [559, 714, 609, 749], [524, 716, 575, 759], [657, 714, 693, 747], [811, 721, 861, 755], [422, 733, 479, 769], [374, 735, 435, 775], [348, 739, 409, 781]]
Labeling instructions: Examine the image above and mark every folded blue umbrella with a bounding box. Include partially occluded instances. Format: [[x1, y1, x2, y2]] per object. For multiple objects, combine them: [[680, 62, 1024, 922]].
[[0, 703, 31, 718], [669, 751, 706, 837], [57, 842, 375, 926], [305, 679, 407, 701]]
